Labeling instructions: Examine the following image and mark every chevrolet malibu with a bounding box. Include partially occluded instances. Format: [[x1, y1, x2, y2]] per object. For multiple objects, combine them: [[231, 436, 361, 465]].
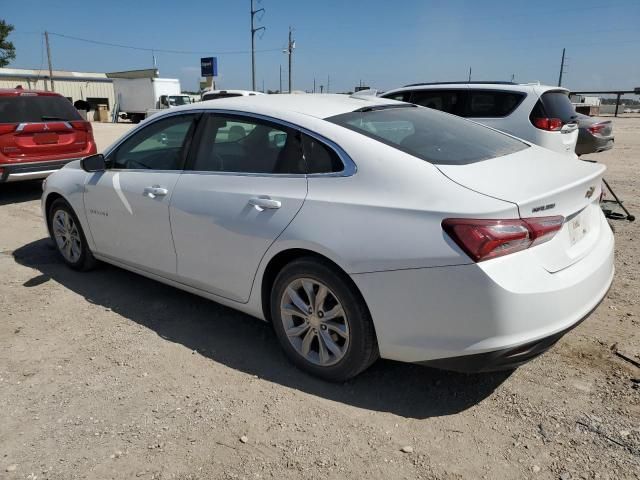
[[41, 94, 614, 381]]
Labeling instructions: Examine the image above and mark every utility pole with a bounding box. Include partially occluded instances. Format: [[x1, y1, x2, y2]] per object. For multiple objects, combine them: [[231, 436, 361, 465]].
[[285, 26, 295, 93], [327, 75, 330, 93], [313, 77, 316, 93], [468, 67, 471, 82], [44, 31, 54, 92], [558, 48, 566, 87], [279, 65, 282, 93], [250, 0, 265, 91]]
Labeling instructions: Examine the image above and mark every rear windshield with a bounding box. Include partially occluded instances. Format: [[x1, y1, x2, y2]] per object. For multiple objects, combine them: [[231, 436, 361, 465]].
[[327, 105, 528, 165], [0, 95, 82, 123], [202, 93, 243, 101], [539, 91, 577, 122]]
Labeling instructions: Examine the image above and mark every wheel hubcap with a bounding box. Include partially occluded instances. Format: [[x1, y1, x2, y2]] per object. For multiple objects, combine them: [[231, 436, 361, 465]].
[[52, 210, 82, 263], [280, 278, 350, 367]]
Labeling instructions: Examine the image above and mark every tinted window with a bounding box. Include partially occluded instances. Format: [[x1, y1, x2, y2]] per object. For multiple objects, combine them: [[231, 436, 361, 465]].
[[110, 114, 197, 170], [202, 93, 243, 101], [466, 90, 524, 117], [410, 90, 464, 115], [192, 114, 304, 174], [302, 134, 343, 173], [0, 95, 81, 123], [382, 92, 410, 102], [539, 91, 577, 122], [327, 105, 528, 165]]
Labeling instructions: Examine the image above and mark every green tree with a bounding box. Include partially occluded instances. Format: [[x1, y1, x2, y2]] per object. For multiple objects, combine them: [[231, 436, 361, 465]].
[[0, 20, 16, 67]]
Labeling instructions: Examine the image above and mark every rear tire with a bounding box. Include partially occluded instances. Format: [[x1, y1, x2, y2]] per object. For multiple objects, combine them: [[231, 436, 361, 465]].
[[48, 198, 97, 271], [270, 257, 378, 381]]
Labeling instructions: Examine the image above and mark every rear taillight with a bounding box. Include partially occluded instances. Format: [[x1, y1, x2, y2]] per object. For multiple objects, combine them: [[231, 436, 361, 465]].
[[442, 216, 564, 262], [588, 123, 606, 135], [0, 123, 17, 134], [70, 120, 92, 132], [532, 117, 563, 131]]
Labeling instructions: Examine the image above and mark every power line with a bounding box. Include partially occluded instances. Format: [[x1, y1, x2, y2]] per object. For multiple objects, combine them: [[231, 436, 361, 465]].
[[46, 31, 281, 55], [251, 0, 266, 90]]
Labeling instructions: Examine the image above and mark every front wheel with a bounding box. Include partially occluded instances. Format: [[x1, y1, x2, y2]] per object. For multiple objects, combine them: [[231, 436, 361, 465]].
[[270, 258, 378, 381], [48, 198, 97, 271]]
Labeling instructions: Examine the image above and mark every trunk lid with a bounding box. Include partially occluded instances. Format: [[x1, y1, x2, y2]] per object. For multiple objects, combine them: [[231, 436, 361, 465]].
[[436, 146, 606, 272]]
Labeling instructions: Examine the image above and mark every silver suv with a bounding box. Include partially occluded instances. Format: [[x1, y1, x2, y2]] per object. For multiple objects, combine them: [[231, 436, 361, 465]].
[[381, 82, 579, 157]]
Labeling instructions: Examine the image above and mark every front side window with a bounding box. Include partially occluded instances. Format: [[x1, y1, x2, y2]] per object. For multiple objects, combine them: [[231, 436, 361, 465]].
[[192, 114, 305, 174], [110, 114, 197, 170], [466, 90, 524, 117], [328, 105, 528, 165]]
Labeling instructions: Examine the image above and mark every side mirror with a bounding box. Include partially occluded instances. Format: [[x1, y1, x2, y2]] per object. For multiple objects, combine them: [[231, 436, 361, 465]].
[[81, 154, 106, 172]]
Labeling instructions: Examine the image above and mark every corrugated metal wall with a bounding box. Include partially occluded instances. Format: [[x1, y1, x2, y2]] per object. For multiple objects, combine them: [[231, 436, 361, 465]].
[[0, 77, 115, 119]]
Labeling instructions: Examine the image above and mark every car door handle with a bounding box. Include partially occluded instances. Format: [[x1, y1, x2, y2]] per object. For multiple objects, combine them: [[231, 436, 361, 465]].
[[248, 197, 281, 211], [143, 186, 168, 198]]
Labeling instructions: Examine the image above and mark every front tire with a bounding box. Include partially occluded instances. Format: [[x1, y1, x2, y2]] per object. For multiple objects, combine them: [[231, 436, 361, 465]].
[[270, 258, 378, 381], [48, 198, 97, 271]]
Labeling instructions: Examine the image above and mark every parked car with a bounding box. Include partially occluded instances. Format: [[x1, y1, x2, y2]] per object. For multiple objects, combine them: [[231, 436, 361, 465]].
[[380, 81, 579, 157], [201, 89, 265, 101], [42, 94, 614, 381], [575, 113, 614, 156], [0, 88, 96, 183]]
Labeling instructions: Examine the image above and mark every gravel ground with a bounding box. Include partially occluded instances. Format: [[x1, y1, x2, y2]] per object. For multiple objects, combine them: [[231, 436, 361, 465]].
[[0, 119, 638, 480]]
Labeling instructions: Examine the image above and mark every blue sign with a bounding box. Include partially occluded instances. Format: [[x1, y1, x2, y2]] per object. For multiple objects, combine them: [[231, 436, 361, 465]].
[[200, 57, 218, 77]]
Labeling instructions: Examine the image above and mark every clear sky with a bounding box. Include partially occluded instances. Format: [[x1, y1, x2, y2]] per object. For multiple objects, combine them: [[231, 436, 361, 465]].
[[3, 0, 640, 93]]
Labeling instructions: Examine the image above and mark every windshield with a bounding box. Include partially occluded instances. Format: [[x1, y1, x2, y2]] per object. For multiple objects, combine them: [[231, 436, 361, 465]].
[[169, 96, 191, 106], [327, 105, 528, 165]]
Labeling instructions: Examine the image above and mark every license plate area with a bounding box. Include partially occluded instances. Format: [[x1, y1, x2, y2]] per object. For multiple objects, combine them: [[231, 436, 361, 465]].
[[33, 132, 59, 144], [568, 210, 588, 246]]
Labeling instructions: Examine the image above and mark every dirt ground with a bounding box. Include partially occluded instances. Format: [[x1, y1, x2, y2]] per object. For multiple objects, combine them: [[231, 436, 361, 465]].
[[0, 119, 638, 480]]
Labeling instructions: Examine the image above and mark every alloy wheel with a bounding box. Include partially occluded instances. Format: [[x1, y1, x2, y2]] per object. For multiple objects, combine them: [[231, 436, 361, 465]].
[[280, 278, 350, 366], [52, 209, 82, 264]]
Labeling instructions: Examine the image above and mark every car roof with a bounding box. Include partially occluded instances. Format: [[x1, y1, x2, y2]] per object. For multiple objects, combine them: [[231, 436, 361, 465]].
[[383, 82, 570, 96], [0, 88, 63, 97], [177, 93, 403, 119]]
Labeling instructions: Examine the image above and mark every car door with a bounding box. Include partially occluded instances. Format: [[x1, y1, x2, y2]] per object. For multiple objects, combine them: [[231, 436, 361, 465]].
[[169, 112, 308, 303], [83, 113, 199, 277]]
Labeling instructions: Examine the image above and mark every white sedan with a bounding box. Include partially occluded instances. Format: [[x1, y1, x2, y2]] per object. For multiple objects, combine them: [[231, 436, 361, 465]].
[[42, 94, 614, 381]]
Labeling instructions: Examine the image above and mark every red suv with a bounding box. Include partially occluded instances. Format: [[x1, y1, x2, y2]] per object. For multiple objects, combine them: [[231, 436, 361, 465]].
[[0, 88, 97, 183]]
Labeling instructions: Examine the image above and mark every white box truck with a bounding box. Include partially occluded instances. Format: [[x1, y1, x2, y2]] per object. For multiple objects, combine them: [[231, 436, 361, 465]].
[[113, 77, 192, 123]]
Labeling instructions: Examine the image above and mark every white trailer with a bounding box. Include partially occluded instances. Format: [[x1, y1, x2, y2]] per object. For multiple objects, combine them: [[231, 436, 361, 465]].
[[113, 77, 192, 123]]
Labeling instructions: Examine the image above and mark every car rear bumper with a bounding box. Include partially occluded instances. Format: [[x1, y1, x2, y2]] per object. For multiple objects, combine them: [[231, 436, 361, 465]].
[[350, 211, 614, 367], [0, 158, 80, 183], [576, 135, 614, 156]]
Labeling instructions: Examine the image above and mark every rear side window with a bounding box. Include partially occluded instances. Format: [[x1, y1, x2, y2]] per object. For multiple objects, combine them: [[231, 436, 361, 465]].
[[0, 95, 82, 123], [302, 134, 343, 173], [466, 90, 524, 117], [192, 114, 305, 174], [327, 105, 528, 165], [537, 91, 577, 122], [409, 90, 464, 115]]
